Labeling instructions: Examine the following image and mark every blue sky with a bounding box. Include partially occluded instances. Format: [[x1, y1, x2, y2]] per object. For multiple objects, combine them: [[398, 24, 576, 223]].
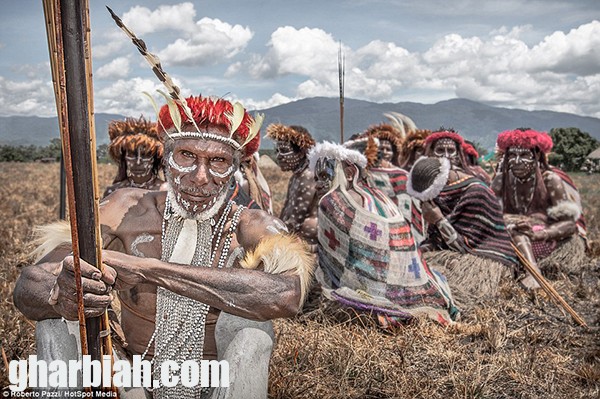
[[1, 0, 599, 119]]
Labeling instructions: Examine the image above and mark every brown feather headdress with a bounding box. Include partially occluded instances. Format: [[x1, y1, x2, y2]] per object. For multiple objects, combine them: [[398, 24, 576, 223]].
[[362, 123, 403, 156], [265, 124, 316, 150], [108, 116, 163, 162]]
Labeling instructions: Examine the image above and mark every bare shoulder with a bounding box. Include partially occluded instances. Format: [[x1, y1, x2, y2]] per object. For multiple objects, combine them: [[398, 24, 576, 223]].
[[100, 188, 165, 231], [542, 170, 564, 191], [237, 208, 288, 249]]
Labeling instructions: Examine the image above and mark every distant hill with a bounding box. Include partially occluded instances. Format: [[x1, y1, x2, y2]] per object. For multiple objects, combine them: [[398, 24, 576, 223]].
[[2, 98, 599, 151], [0, 113, 125, 147]]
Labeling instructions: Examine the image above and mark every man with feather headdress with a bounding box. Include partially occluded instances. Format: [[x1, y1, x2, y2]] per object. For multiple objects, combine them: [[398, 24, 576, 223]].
[[14, 96, 314, 398], [491, 128, 587, 290], [265, 123, 320, 250], [103, 116, 166, 198]]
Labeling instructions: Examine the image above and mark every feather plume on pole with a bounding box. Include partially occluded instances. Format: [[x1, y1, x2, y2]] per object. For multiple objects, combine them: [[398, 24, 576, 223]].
[[106, 6, 200, 133]]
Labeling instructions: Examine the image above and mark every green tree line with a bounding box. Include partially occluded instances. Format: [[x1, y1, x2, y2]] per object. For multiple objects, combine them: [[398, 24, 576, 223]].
[[0, 138, 111, 163]]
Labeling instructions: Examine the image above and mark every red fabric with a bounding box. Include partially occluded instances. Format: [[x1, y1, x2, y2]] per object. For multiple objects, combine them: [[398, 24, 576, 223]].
[[158, 95, 261, 157], [496, 129, 553, 154]]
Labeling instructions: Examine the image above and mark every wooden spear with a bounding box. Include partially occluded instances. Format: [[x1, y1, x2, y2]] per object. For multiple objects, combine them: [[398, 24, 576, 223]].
[[511, 243, 588, 328], [338, 42, 345, 144]]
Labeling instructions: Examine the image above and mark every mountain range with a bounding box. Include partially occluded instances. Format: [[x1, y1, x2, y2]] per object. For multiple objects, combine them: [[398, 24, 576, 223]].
[[2, 98, 599, 150]]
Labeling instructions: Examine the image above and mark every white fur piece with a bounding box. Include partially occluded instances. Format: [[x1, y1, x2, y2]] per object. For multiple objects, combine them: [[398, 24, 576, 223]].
[[30, 220, 72, 263], [308, 141, 367, 173], [407, 156, 451, 202], [547, 200, 581, 222], [241, 234, 315, 307]]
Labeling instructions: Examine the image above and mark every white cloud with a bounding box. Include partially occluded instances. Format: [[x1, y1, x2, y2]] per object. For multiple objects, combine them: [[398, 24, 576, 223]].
[[96, 57, 130, 79], [158, 18, 253, 66], [95, 77, 166, 117], [0, 77, 56, 117], [249, 27, 340, 80], [121, 2, 197, 35], [237, 93, 295, 111]]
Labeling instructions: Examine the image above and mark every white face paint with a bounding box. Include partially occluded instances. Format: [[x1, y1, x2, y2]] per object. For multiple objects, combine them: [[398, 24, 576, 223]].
[[209, 164, 235, 179], [168, 152, 197, 173]]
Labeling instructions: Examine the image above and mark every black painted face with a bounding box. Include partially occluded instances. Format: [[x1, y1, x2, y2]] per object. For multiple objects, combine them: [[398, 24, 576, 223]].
[[432, 138, 461, 168], [275, 140, 304, 171], [507, 147, 536, 179], [125, 148, 154, 179], [314, 157, 336, 194]]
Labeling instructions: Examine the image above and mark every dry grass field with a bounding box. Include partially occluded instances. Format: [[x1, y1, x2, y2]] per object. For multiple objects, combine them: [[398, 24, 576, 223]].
[[1, 161, 599, 397]]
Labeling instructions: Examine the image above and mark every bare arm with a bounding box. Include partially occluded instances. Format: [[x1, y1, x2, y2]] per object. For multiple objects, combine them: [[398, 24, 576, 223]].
[[281, 170, 318, 233], [102, 208, 310, 321], [101, 251, 300, 321]]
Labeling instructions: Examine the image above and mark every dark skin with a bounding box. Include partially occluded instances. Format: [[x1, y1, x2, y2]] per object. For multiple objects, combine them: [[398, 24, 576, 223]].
[[276, 142, 319, 246], [491, 147, 577, 289], [14, 135, 303, 360], [103, 148, 165, 198]]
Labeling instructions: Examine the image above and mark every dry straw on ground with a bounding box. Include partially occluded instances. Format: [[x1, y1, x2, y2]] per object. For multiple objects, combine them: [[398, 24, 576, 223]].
[[1, 162, 599, 397]]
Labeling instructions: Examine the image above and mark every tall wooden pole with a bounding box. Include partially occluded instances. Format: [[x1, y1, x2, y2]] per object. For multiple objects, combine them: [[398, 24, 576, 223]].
[[59, 0, 104, 360], [338, 42, 345, 144]]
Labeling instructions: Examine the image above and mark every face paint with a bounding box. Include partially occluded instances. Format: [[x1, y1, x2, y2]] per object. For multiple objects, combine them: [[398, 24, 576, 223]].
[[168, 152, 197, 173], [125, 148, 154, 181], [507, 147, 536, 180], [276, 140, 304, 171], [165, 137, 236, 220], [432, 138, 461, 169], [314, 157, 336, 194]]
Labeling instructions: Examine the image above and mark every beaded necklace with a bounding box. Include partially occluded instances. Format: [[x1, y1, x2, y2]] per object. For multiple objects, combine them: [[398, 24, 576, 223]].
[[143, 196, 244, 397]]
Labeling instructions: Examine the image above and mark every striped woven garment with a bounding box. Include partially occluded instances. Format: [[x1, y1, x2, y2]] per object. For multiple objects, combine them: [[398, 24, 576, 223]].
[[368, 167, 428, 245], [427, 176, 518, 266], [317, 180, 458, 326]]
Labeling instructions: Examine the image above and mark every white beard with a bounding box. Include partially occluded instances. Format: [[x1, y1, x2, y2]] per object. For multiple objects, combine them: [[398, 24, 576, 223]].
[[166, 187, 229, 221]]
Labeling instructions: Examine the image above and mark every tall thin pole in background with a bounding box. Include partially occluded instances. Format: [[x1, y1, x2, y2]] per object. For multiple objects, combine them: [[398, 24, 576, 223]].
[[338, 42, 345, 143]]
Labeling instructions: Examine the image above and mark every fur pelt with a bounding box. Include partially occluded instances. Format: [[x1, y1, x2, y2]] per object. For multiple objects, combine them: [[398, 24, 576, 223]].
[[547, 200, 581, 222], [30, 220, 72, 263], [241, 234, 315, 307]]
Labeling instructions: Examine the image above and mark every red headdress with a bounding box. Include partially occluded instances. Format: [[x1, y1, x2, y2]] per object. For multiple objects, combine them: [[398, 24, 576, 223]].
[[496, 128, 553, 154], [158, 95, 263, 158], [462, 141, 479, 159], [424, 129, 465, 147]]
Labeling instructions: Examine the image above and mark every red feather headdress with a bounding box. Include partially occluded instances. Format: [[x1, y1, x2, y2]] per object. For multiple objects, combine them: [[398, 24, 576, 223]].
[[424, 130, 465, 146], [158, 96, 261, 157], [496, 129, 553, 154]]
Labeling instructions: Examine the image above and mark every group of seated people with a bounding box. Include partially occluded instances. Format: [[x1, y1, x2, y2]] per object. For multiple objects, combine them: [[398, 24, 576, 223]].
[[12, 103, 588, 397], [267, 118, 588, 327], [100, 114, 588, 327]]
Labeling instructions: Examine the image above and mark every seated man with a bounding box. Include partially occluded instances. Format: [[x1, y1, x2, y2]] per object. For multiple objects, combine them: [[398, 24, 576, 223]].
[[309, 141, 458, 327], [265, 124, 319, 250], [491, 128, 587, 289], [103, 116, 166, 198], [408, 156, 518, 308], [14, 96, 315, 397]]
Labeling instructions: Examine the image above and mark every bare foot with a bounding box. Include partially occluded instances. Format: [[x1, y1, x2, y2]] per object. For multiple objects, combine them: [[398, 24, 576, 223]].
[[520, 274, 541, 290]]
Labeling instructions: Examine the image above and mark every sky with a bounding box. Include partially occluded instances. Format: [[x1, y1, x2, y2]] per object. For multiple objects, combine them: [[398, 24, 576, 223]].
[[1, 0, 600, 120]]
